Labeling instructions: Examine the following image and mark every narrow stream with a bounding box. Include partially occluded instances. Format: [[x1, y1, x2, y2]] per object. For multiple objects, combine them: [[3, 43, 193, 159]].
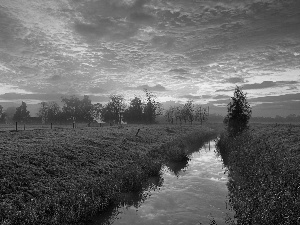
[[90, 141, 233, 225]]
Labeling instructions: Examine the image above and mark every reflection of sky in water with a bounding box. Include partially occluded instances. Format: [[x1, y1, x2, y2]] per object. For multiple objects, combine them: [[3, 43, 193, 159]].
[[94, 141, 233, 225]]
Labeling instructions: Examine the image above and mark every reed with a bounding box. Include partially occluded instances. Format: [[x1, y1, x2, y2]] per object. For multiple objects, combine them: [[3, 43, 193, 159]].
[[216, 124, 300, 224]]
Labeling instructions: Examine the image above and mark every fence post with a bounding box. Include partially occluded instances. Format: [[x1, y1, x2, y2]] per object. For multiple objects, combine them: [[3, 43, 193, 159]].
[[135, 128, 140, 136], [51, 123, 52, 129], [73, 122, 75, 129], [16, 122, 18, 131], [24, 124, 25, 130]]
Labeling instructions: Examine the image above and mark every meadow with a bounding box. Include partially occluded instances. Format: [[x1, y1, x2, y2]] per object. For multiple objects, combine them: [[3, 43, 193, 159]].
[[216, 123, 300, 224], [0, 124, 217, 225]]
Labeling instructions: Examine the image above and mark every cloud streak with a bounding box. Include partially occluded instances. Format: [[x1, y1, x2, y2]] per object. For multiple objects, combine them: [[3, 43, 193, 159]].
[[125, 84, 167, 92]]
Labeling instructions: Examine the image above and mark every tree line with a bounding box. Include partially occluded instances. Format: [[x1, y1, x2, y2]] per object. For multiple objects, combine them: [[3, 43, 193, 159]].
[[0, 90, 162, 124], [0, 90, 213, 125], [164, 100, 209, 125]]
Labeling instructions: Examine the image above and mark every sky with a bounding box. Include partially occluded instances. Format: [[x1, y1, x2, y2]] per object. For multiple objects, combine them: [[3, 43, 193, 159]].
[[0, 0, 299, 117]]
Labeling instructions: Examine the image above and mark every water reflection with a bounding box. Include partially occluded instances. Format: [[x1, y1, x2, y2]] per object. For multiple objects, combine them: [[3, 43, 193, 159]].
[[165, 157, 190, 176], [90, 141, 233, 225], [89, 175, 164, 225]]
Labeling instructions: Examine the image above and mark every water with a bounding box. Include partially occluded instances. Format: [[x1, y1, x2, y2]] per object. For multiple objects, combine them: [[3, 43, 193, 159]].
[[90, 141, 233, 225]]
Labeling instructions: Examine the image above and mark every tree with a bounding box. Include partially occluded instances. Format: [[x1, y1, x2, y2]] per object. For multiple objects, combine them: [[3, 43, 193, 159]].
[[47, 102, 62, 123], [37, 102, 48, 124], [194, 104, 209, 125], [101, 95, 126, 124], [224, 86, 252, 136], [143, 89, 162, 123], [13, 101, 30, 122], [37, 101, 62, 123], [61, 95, 93, 123], [123, 96, 144, 123], [183, 100, 194, 124], [91, 103, 103, 122], [4, 107, 16, 124], [0, 105, 6, 123], [164, 106, 176, 124], [80, 95, 94, 122]]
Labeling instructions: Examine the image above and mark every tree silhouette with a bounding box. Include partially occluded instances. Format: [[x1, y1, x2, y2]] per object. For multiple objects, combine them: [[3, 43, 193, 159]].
[[101, 95, 126, 124], [183, 100, 194, 124], [61, 95, 93, 122], [0, 105, 5, 123], [143, 89, 162, 123], [224, 86, 252, 136], [13, 102, 30, 122], [123, 97, 144, 123]]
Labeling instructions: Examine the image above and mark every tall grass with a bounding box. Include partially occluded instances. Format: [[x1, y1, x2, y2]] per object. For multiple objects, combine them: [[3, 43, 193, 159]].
[[0, 125, 217, 225], [159, 127, 217, 162], [216, 125, 300, 224]]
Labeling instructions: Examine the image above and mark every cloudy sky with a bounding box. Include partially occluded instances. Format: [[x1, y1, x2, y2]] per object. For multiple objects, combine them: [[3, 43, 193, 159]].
[[0, 0, 299, 117]]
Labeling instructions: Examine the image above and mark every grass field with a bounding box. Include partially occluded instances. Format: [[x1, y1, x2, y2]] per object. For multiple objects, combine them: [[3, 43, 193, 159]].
[[216, 123, 300, 224], [0, 124, 218, 225]]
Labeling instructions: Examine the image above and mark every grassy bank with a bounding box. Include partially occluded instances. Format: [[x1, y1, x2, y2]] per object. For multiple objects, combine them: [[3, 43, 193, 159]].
[[216, 124, 300, 224], [0, 124, 217, 225]]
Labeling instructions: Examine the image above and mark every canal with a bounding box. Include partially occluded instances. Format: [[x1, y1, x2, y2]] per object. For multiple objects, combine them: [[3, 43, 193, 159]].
[[90, 140, 233, 225]]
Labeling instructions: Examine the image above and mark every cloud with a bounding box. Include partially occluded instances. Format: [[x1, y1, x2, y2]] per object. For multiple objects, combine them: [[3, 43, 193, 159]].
[[213, 94, 230, 99], [169, 68, 189, 74], [129, 12, 155, 24], [48, 75, 62, 81], [212, 93, 300, 105], [125, 84, 167, 92], [74, 18, 139, 40], [216, 80, 298, 92], [179, 94, 201, 100], [151, 36, 175, 49], [241, 81, 276, 90], [178, 94, 211, 100], [0, 93, 64, 102], [173, 75, 188, 80], [249, 93, 300, 103], [89, 87, 107, 94], [226, 77, 244, 83], [241, 81, 298, 90]]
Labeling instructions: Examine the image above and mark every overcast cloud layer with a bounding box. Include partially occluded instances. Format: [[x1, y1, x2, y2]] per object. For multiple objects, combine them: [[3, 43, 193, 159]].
[[0, 0, 300, 116]]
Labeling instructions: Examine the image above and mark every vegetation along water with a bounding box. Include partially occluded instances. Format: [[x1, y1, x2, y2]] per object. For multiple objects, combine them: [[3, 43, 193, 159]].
[[0, 124, 217, 225], [216, 86, 300, 224]]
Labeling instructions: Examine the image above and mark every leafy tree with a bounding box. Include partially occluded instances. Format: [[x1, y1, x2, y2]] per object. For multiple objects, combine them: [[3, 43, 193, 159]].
[[80, 95, 94, 122], [123, 96, 144, 123], [194, 104, 209, 125], [37, 102, 48, 124], [91, 103, 103, 121], [0, 105, 6, 123], [61, 95, 93, 122], [224, 86, 252, 136], [101, 95, 126, 124], [47, 102, 62, 123], [37, 101, 63, 123], [4, 107, 16, 123], [13, 101, 30, 122], [174, 106, 184, 124], [183, 100, 194, 124], [164, 106, 176, 124], [143, 89, 162, 123]]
